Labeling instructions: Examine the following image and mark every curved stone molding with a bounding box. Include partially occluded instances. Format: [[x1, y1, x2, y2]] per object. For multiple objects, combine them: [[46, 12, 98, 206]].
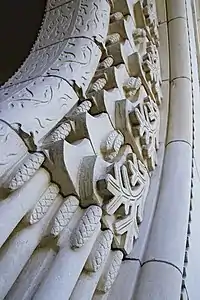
[[0, 0, 189, 299], [0, 0, 110, 146]]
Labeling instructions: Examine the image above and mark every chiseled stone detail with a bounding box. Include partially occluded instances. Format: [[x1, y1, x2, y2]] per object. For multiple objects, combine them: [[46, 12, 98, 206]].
[[98, 56, 114, 70], [90, 78, 107, 93], [143, 42, 162, 105], [130, 97, 160, 170], [98, 148, 150, 254], [0, 120, 27, 181], [45, 121, 72, 144], [51, 195, 79, 236], [96, 251, 123, 293], [5, 152, 44, 191], [123, 76, 142, 98], [71, 205, 102, 249], [85, 230, 113, 272], [101, 130, 124, 162], [71, 100, 92, 116], [26, 183, 59, 224]]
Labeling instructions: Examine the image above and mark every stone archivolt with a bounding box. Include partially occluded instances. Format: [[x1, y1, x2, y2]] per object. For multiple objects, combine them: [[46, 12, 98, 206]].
[[0, 0, 163, 299]]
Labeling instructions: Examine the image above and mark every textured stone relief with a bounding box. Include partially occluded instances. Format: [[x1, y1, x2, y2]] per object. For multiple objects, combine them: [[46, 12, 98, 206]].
[[4, 152, 44, 191], [101, 130, 125, 162], [85, 230, 113, 272], [26, 183, 59, 225], [0, 0, 164, 297], [116, 88, 160, 170], [0, 77, 79, 144], [0, 120, 27, 182], [98, 146, 150, 254], [96, 251, 123, 293], [71, 205, 102, 249], [51, 195, 79, 236]]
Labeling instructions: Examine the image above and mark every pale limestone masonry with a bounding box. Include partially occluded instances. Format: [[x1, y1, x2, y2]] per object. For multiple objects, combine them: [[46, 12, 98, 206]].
[[0, 0, 200, 299]]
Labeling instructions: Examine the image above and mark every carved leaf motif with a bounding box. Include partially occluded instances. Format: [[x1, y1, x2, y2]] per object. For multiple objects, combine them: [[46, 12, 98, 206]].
[[71, 205, 102, 249], [98, 152, 149, 254], [85, 230, 113, 272], [130, 98, 160, 170], [51, 195, 79, 236], [27, 183, 59, 225], [97, 251, 123, 293], [6, 152, 44, 190], [142, 42, 162, 104], [101, 130, 124, 162]]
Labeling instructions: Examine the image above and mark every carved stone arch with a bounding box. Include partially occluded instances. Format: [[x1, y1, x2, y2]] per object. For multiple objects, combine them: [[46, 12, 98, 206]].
[[0, 0, 110, 145], [0, 0, 200, 300]]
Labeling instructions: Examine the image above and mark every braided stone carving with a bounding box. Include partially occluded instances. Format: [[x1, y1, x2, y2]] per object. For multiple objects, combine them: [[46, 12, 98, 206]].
[[85, 230, 113, 272], [51, 195, 79, 236], [97, 251, 123, 293], [70, 205, 102, 249], [27, 183, 59, 224], [6, 152, 44, 190]]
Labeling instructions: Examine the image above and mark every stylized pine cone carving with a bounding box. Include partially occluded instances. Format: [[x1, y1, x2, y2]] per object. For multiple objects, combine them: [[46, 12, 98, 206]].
[[72, 100, 92, 115], [71, 205, 102, 249], [98, 56, 114, 69], [106, 33, 121, 45], [27, 183, 59, 224], [97, 251, 123, 293], [50, 122, 72, 143], [51, 196, 79, 236], [110, 12, 123, 22], [90, 78, 107, 92], [85, 230, 113, 272], [8, 152, 45, 190]]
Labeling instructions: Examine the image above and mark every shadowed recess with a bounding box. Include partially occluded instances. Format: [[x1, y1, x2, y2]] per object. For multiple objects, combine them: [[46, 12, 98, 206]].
[[0, 0, 47, 85]]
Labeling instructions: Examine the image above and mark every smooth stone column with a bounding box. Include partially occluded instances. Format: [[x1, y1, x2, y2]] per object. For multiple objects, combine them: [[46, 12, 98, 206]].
[[5, 247, 56, 300], [0, 168, 50, 248], [135, 142, 192, 300], [33, 211, 101, 300], [0, 195, 62, 299]]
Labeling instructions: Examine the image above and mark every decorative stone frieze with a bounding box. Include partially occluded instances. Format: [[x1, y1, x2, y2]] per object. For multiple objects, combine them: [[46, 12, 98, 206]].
[[0, 0, 179, 299]]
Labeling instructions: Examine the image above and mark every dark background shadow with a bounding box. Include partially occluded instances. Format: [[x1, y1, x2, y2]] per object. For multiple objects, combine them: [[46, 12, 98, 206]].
[[0, 0, 47, 85]]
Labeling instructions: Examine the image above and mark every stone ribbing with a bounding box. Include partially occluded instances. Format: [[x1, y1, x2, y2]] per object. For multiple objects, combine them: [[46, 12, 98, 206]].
[[135, 1, 193, 299]]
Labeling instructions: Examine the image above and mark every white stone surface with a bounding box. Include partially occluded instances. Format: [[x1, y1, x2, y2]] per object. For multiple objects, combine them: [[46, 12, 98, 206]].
[[107, 260, 141, 300], [135, 261, 182, 300], [168, 18, 191, 80], [5, 248, 56, 300], [167, 77, 192, 145], [0, 168, 50, 248], [0, 194, 62, 299], [143, 142, 192, 270], [33, 209, 101, 300]]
